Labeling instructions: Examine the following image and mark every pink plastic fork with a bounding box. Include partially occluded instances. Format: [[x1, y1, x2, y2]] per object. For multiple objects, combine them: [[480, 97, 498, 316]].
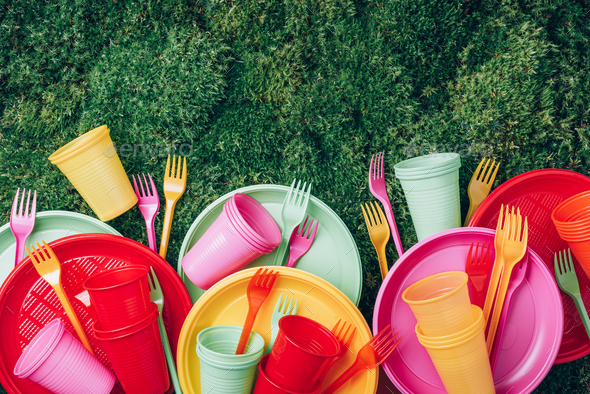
[[369, 152, 404, 258], [286, 215, 319, 268], [10, 188, 37, 267], [132, 174, 160, 252]]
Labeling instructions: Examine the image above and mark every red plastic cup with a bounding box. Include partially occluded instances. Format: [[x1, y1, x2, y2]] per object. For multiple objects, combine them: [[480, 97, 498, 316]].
[[83, 265, 151, 330], [265, 316, 340, 393], [227, 193, 281, 249], [92, 304, 169, 394], [253, 355, 321, 394], [13, 319, 116, 394]]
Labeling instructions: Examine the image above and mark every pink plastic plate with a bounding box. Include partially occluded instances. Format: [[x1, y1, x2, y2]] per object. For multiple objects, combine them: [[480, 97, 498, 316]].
[[373, 227, 563, 394]]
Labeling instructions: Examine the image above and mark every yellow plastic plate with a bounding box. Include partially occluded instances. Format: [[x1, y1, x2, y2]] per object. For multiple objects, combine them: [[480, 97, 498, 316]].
[[177, 267, 377, 394]]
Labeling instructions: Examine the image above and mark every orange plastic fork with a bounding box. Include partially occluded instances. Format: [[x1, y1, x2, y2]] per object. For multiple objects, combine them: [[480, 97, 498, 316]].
[[320, 320, 357, 382], [320, 325, 400, 394], [236, 268, 278, 354]]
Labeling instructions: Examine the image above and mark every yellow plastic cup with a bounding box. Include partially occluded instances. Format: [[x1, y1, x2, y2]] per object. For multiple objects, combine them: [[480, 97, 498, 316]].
[[415, 305, 483, 347], [402, 271, 472, 337], [417, 315, 495, 394], [48, 126, 137, 221]]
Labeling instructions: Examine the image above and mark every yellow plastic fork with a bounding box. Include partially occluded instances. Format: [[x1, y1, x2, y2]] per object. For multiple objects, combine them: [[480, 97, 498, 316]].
[[482, 204, 508, 324], [26, 241, 94, 355], [361, 201, 390, 280], [486, 207, 528, 352], [159, 155, 187, 259], [464, 158, 500, 226]]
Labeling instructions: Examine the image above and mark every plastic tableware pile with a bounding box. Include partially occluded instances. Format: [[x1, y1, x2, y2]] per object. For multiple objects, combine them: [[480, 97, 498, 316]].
[[403, 271, 495, 394]]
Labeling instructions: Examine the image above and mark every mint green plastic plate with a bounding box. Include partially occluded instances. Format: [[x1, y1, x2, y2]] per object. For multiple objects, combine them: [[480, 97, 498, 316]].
[[177, 185, 362, 305], [0, 210, 121, 286]]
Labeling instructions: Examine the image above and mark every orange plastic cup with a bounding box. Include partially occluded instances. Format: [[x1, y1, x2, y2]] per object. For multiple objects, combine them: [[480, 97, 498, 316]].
[[552, 191, 590, 228], [417, 315, 494, 394], [402, 271, 472, 337], [48, 125, 137, 221], [415, 305, 483, 347]]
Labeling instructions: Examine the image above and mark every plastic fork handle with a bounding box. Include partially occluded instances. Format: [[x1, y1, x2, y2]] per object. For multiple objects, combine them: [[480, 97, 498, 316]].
[[464, 202, 480, 227], [572, 295, 590, 341], [266, 326, 278, 354], [273, 235, 291, 266], [486, 264, 516, 352], [377, 244, 389, 280], [53, 283, 95, 355], [159, 199, 177, 259], [490, 279, 520, 373], [236, 305, 261, 354], [378, 199, 404, 258], [483, 254, 504, 324], [14, 237, 25, 268], [157, 315, 183, 394], [146, 215, 158, 253], [320, 361, 364, 394]]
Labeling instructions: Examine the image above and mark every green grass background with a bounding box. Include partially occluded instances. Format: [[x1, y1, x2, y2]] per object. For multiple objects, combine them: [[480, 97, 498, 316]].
[[2, 0, 590, 392]]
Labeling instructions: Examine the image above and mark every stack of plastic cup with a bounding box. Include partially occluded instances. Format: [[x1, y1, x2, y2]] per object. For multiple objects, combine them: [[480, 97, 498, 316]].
[[182, 192, 281, 290], [83, 265, 152, 330], [403, 272, 495, 394], [254, 315, 340, 394], [13, 319, 116, 394], [552, 191, 590, 278], [84, 266, 169, 394], [394, 153, 461, 241], [48, 125, 138, 221], [196, 325, 265, 394]]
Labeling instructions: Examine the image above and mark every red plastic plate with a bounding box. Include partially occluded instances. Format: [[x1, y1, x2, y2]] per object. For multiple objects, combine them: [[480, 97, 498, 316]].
[[469, 168, 590, 364], [0, 233, 192, 394]]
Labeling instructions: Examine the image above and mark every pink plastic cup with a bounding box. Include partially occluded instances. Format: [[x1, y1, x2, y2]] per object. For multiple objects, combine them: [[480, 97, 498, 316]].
[[182, 199, 279, 290], [265, 316, 340, 393], [225, 200, 275, 253], [227, 193, 281, 249], [92, 304, 169, 394], [13, 318, 116, 394], [253, 355, 321, 394]]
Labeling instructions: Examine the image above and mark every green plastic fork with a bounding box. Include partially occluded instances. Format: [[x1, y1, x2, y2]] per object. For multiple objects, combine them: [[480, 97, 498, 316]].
[[554, 249, 590, 340], [148, 267, 182, 394], [266, 294, 299, 354]]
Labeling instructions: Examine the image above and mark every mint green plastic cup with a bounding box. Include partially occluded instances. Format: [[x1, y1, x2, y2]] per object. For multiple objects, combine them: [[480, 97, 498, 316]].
[[196, 325, 264, 365], [196, 326, 264, 394], [395, 154, 461, 241], [196, 343, 261, 394]]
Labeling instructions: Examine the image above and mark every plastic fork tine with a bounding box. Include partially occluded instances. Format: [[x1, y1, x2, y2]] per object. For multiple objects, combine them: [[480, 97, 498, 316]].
[[148, 173, 157, 195], [370, 202, 380, 225], [297, 182, 307, 206], [283, 297, 293, 314], [142, 174, 150, 196], [474, 158, 485, 181], [291, 180, 302, 205], [482, 160, 494, 184], [307, 219, 318, 239], [379, 152, 385, 178], [303, 182, 312, 208], [478, 159, 490, 181]]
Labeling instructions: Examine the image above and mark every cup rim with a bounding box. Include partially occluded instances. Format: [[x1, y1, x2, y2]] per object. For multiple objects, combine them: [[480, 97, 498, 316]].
[[83, 265, 149, 292], [552, 190, 590, 224], [415, 305, 483, 345], [417, 318, 484, 350], [402, 271, 468, 305], [277, 315, 340, 359], [395, 164, 460, 181], [224, 203, 273, 252], [92, 303, 158, 340], [13, 318, 65, 379], [196, 325, 265, 361], [228, 193, 281, 246], [394, 153, 460, 169], [48, 125, 110, 165]]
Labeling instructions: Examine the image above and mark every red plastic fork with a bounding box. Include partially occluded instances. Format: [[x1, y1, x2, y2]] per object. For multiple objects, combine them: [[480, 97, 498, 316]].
[[465, 241, 491, 308], [10, 188, 37, 267], [321, 325, 401, 394], [369, 152, 404, 258], [236, 268, 278, 354], [320, 319, 357, 383], [286, 215, 319, 268], [132, 174, 160, 252]]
